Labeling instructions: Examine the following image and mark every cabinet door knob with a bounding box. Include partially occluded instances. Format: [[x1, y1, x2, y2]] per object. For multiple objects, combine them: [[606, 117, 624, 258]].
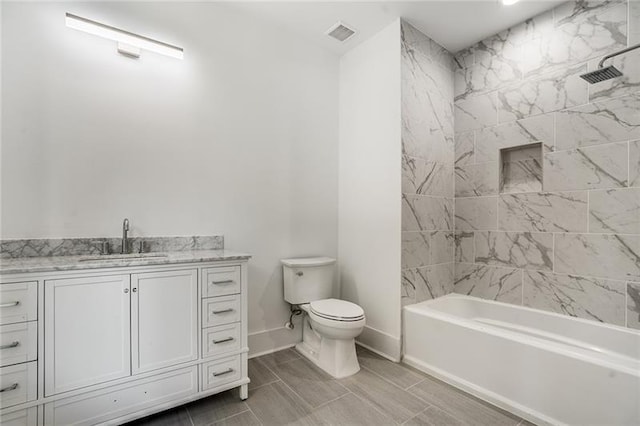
[[124, 288, 129, 294], [132, 288, 138, 293]]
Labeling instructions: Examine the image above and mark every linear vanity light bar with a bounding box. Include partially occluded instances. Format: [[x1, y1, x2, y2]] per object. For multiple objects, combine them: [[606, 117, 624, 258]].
[[65, 13, 183, 59]]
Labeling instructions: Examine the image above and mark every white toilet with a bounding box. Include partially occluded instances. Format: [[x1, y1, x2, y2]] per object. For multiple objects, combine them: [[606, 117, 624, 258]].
[[281, 257, 365, 378]]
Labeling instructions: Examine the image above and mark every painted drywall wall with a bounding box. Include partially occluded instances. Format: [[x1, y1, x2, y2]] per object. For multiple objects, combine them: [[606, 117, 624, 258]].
[[338, 20, 402, 359], [0, 2, 339, 353], [452, 0, 640, 330]]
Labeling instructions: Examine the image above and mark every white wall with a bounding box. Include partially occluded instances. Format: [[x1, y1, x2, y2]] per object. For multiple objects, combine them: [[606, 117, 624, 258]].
[[338, 20, 402, 360], [0, 2, 339, 354]]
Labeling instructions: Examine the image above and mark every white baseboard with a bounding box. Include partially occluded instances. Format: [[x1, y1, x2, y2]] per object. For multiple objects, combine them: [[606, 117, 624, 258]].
[[248, 326, 302, 358], [356, 325, 401, 362]]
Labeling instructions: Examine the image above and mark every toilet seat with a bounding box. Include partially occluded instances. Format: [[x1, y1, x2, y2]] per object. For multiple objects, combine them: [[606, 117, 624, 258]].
[[309, 298, 365, 322]]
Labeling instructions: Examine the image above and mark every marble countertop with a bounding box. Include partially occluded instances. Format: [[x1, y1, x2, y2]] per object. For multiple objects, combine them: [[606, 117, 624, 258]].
[[0, 250, 251, 275]]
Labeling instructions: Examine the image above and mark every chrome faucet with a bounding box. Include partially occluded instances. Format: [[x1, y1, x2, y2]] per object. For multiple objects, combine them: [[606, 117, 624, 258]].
[[122, 218, 130, 254]]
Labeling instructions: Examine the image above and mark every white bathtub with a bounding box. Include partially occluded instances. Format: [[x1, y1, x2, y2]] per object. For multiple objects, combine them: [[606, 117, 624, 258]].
[[403, 294, 640, 426]]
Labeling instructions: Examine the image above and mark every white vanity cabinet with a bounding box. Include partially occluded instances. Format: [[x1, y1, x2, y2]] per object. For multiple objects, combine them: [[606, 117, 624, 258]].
[[44, 275, 132, 396], [0, 256, 249, 426], [131, 269, 198, 374]]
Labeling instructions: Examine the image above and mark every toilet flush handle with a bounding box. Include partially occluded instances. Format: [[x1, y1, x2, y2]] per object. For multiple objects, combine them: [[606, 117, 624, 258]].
[[296, 271, 304, 277]]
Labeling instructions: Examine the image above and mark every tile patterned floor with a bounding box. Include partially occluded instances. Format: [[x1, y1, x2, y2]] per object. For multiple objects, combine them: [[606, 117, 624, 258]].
[[129, 346, 532, 426]]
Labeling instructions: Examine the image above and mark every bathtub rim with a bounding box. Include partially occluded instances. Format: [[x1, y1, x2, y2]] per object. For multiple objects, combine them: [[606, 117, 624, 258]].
[[402, 294, 640, 377]]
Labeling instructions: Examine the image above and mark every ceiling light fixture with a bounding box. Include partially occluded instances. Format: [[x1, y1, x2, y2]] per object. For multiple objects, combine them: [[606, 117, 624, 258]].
[[65, 13, 183, 59], [502, 0, 521, 5]]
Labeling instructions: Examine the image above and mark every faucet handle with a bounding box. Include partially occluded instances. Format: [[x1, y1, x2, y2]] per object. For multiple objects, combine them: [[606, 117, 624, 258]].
[[138, 240, 145, 254], [101, 241, 110, 255]]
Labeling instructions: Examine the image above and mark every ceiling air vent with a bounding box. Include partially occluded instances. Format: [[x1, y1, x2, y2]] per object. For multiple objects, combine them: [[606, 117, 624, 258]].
[[326, 21, 356, 42]]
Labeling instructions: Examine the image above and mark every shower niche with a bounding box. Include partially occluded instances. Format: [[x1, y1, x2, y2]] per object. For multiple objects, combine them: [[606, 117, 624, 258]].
[[499, 142, 543, 194]]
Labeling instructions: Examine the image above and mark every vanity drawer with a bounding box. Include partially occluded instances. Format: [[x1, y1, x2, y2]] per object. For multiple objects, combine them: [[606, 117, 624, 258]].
[[0, 361, 37, 409], [44, 366, 197, 426], [202, 323, 241, 359], [200, 355, 242, 391], [0, 407, 37, 426], [202, 295, 241, 328], [0, 322, 37, 367], [0, 282, 37, 326], [202, 266, 241, 298]]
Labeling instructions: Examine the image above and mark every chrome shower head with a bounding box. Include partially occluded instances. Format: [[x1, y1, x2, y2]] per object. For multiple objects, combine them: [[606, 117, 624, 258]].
[[579, 65, 623, 84]]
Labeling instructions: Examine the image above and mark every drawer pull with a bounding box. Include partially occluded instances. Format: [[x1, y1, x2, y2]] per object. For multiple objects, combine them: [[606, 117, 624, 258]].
[[212, 280, 235, 285], [212, 308, 234, 315], [0, 301, 20, 308], [0, 383, 18, 393], [212, 368, 234, 377], [213, 337, 234, 344], [0, 341, 19, 350]]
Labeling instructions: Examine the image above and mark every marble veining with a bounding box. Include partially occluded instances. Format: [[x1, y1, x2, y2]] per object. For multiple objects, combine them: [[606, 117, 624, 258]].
[[454, 132, 474, 166], [555, 233, 640, 281], [0, 235, 224, 259], [497, 64, 588, 123], [521, 2, 627, 77], [475, 231, 553, 271], [589, 188, 640, 234], [454, 92, 498, 133], [455, 162, 498, 197], [0, 249, 250, 275], [475, 114, 554, 163], [454, 197, 498, 231], [543, 142, 628, 191], [628, 282, 640, 329], [402, 263, 454, 306], [454, 263, 522, 304], [402, 232, 430, 269], [500, 158, 542, 194], [632, 0, 640, 45], [402, 156, 453, 197], [588, 48, 640, 101], [402, 194, 453, 232], [555, 92, 640, 150], [498, 192, 588, 233], [454, 232, 474, 263], [523, 270, 626, 326]]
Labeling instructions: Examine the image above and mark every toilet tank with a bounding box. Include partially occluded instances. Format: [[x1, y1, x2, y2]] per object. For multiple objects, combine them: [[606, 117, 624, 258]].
[[281, 257, 336, 304]]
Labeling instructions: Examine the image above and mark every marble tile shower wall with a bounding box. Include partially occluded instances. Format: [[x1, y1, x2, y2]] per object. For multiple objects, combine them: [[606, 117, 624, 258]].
[[400, 22, 456, 306], [452, 0, 640, 330]]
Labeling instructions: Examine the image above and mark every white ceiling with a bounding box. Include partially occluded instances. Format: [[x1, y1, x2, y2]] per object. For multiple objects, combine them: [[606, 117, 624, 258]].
[[228, 1, 566, 55]]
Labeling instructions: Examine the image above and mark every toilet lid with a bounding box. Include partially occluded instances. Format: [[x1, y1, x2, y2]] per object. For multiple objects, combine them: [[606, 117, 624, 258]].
[[310, 299, 364, 321]]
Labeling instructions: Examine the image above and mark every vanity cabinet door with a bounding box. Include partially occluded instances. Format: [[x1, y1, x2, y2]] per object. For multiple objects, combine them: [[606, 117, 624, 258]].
[[44, 275, 131, 396], [131, 269, 198, 374]]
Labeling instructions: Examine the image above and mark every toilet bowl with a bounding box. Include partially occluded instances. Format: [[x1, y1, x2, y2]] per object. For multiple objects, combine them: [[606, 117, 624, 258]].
[[281, 257, 365, 378], [296, 299, 365, 378]]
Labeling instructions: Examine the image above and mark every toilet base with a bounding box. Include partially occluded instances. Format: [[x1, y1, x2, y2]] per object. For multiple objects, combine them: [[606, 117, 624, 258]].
[[295, 316, 360, 379]]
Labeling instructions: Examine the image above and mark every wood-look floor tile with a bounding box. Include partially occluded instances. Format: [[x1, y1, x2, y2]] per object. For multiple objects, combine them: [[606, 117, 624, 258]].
[[356, 347, 423, 390], [246, 381, 313, 425], [339, 367, 427, 424], [409, 377, 520, 426], [255, 348, 301, 369], [303, 393, 396, 425], [249, 358, 278, 390], [213, 410, 262, 426], [187, 389, 248, 425], [271, 358, 349, 408], [404, 406, 465, 426]]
